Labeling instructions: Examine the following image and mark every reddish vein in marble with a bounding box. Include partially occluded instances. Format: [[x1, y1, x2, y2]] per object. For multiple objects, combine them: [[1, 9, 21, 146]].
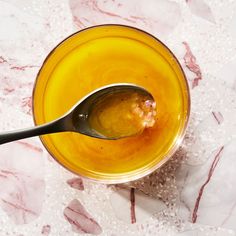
[[0, 56, 7, 64], [17, 141, 43, 153], [179, 170, 191, 213], [41, 225, 51, 235], [130, 15, 148, 25], [183, 42, 202, 89], [1, 169, 20, 180], [67, 177, 84, 191], [92, 0, 119, 17], [73, 16, 86, 28], [90, 0, 135, 23], [221, 201, 236, 226], [130, 188, 136, 224], [192, 146, 224, 223], [0, 55, 38, 70], [0, 173, 7, 178], [10, 65, 38, 71], [64, 214, 87, 233], [212, 111, 224, 125], [1, 199, 37, 215], [4, 87, 15, 94], [21, 97, 33, 115], [64, 199, 102, 235]]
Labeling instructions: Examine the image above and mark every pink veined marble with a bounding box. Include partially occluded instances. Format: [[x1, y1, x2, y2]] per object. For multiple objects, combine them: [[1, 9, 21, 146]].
[[176, 141, 236, 231], [64, 199, 102, 235], [211, 111, 224, 125], [66, 177, 84, 191], [186, 0, 215, 23], [69, 0, 181, 40], [0, 142, 45, 224], [183, 41, 202, 89], [1, 0, 236, 235], [130, 188, 136, 224], [41, 225, 51, 235]]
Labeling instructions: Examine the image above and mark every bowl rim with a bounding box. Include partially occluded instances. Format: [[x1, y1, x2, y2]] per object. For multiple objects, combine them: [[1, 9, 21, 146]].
[[32, 24, 191, 184]]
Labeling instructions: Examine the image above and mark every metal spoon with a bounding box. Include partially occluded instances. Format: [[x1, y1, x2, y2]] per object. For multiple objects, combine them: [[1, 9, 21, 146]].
[[0, 83, 154, 145]]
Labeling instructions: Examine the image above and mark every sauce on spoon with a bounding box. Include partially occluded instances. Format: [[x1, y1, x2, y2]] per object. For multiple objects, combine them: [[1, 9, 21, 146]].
[[88, 91, 157, 139]]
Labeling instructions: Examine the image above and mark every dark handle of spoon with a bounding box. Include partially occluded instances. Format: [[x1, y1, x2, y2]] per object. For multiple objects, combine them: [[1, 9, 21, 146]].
[[0, 117, 69, 145]]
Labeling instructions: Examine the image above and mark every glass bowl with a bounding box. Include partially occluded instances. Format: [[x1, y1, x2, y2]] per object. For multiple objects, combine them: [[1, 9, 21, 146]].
[[33, 25, 190, 184]]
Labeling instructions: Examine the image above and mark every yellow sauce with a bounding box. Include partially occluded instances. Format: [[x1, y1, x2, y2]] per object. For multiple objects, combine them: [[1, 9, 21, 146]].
[[33, 25, 189, 182], [88, 91, 157, 139]]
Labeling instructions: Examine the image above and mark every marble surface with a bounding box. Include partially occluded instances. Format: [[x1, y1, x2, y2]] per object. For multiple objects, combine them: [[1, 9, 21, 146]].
[[0, 0, 236, 235]]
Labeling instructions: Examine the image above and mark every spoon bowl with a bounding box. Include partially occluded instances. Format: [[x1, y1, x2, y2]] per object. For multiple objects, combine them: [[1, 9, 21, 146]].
[[69, 83, 154, 139]]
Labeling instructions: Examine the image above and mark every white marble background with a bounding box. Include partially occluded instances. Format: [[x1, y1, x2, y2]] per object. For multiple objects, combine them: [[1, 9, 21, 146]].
[[0, 0, 236, 235]]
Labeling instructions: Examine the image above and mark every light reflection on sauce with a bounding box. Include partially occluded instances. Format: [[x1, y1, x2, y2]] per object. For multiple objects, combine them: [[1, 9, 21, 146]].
[[88, 92, 157, 139]]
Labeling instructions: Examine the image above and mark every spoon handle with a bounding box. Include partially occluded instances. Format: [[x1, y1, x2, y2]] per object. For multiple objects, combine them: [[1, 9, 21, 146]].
[[0, 117, 67, 145]]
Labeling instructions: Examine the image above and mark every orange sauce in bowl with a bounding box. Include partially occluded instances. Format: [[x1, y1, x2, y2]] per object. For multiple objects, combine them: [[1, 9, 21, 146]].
[[33, 25, 190, 183]]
